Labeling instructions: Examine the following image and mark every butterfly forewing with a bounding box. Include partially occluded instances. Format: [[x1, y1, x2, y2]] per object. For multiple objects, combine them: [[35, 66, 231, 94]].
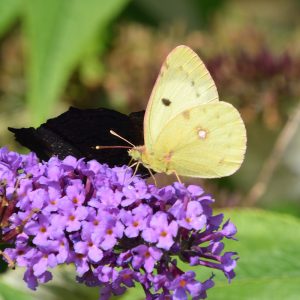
[[144, 45, 219, 148], [152, 102, 247, 178]]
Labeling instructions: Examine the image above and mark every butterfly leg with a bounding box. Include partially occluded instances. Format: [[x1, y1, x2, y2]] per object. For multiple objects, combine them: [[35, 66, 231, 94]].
[[129, 161, 157, 186], [122, 161, 138, 185], [127, 157, 134, 167], [173, 171, 182, 184], [132, 162, 140, 177], [147, 167, 157, 186], [129, 161, 137, 169]]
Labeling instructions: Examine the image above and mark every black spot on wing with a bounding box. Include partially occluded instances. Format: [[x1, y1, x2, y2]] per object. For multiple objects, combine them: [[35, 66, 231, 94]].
[[162, 98, 171, 106]]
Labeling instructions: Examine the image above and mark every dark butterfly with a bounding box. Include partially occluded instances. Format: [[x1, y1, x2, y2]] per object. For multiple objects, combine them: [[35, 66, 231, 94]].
[[9, 107, 147, 175]]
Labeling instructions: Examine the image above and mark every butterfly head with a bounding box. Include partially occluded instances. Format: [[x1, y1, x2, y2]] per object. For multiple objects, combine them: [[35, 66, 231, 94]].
[[129, 147, 166, 174], [128, 146, 145, 163], [129, 146, 156, 169]]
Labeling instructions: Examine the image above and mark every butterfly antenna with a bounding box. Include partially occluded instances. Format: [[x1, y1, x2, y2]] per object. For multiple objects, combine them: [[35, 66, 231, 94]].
[[95, 130, 135, 150], [110, 130, 135, 147], [95, 145, 131, 150]]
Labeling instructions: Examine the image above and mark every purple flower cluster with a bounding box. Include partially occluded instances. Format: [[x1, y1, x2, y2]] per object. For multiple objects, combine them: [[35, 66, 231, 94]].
[[0, 147, 238, 299]]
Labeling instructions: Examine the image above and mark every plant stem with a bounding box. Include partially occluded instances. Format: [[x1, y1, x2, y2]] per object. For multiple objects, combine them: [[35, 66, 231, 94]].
[[245, 101, 300, 206]]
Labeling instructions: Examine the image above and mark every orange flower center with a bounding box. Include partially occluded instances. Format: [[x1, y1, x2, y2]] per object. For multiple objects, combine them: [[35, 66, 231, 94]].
[[160, 231, 167, 237], [106, 228, 113, 235], [123, 273, 131, 280], [69, 215, 75, 221], [179, 279, 187, 287]]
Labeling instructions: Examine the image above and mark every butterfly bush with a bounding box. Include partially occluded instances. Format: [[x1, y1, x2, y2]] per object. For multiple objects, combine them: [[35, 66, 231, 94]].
[[0, 147, 238, 299]]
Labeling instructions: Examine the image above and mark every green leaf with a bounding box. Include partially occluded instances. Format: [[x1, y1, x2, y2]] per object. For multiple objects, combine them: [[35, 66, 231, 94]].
[[0, 0, 22, 38], [205, 209, 300, 299], [118, 209, 300, 299], [0, 282, 33, 300], [23, 0, 130, 125]]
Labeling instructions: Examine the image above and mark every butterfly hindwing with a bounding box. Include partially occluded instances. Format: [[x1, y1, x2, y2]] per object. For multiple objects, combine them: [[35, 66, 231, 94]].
[[144, 45, 219, 148], [151, 101, 247, 178]]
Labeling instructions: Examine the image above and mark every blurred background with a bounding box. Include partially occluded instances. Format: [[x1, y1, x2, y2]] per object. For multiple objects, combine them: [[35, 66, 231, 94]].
[[1, 0, 300, 299]]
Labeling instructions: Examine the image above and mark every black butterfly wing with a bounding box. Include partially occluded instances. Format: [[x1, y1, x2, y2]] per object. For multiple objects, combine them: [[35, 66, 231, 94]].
[[8, 126, 83, 161], [9, 107, 146, 171]]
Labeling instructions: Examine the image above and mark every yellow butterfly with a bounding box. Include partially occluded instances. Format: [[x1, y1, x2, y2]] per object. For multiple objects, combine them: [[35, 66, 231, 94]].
[[118, 45, 247, 180]]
